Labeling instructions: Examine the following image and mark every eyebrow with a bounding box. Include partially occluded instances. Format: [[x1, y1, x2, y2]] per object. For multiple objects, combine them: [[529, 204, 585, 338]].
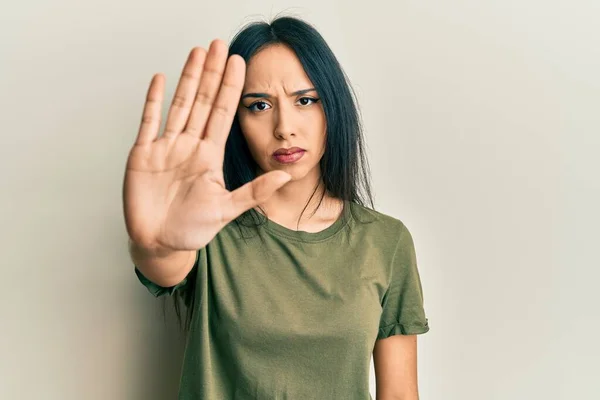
[[241, 88, 317, 100]]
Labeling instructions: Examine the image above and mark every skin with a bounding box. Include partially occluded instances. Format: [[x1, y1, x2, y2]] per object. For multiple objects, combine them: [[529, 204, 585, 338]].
[[374, 335, 420, 400], [237, 44, 344, 232], [237, 43, 420, 400]]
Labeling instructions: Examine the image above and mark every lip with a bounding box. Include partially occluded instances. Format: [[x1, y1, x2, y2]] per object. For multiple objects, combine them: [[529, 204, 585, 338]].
[[273, 147, 305, 156], [272, 149, 306, 164]]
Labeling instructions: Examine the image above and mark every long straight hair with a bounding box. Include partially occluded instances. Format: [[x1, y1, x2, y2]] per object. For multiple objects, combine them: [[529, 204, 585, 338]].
[[225, 16, 373, 217], [172, 16, 375, 330]]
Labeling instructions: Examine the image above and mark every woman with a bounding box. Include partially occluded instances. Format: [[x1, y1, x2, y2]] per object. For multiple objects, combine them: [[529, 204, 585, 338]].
[[123, 16, 430, 400]]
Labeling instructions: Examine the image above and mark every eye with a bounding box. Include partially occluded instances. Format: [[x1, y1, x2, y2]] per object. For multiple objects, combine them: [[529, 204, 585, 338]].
[[246, 101, 272, 112], [297, 97, 320, 106]]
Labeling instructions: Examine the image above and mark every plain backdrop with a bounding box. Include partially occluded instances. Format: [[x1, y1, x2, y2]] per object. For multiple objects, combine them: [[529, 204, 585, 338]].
[[1, 0, 599, 399]]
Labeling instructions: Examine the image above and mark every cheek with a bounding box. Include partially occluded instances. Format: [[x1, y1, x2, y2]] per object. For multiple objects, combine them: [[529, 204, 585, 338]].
[[310, 110, 327, 150], [238, 116, 270, 157]]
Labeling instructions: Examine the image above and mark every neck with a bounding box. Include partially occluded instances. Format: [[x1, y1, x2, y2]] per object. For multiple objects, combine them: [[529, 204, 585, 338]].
[[255, 167, 341, 226]]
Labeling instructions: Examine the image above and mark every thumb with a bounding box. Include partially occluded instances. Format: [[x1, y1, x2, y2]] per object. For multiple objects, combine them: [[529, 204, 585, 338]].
[[225, 171, 292, 220]]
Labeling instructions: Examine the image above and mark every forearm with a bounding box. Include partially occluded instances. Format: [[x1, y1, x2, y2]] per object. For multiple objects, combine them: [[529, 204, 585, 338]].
[[128, 239, 196, 287]]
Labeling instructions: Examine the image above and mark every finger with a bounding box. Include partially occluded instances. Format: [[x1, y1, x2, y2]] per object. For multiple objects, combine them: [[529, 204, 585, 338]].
[[163, 47, 207, 139], [225, 171, 292, 220], [136, 73, 165, 145], [185, 39, 229, 138], [203, 54, 246, 149]]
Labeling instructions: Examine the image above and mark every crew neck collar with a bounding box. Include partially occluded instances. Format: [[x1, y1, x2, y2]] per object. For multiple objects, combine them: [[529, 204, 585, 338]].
[[254, 199, 352, 242]]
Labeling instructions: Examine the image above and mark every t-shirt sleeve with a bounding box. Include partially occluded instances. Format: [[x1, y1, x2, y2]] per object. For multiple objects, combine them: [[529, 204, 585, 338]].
[[134, 250, 200, 297], [377, 224, 430, 339]]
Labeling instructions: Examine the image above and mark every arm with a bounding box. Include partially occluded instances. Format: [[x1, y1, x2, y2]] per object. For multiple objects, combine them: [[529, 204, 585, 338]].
[[373, 334, 419, 400], [129, 239, 196, 288], [123, 43, 290, 295]]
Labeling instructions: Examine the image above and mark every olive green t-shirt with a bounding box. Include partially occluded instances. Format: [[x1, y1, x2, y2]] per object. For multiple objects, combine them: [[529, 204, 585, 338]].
[[135, 200, 429, 399]]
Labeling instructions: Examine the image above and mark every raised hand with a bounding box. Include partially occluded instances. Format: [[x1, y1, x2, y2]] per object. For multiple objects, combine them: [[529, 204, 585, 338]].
[[123, 40, 291, 253]]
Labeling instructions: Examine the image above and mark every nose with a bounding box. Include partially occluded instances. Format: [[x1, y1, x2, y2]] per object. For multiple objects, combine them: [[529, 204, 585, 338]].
[[273, 103, 296, 140]]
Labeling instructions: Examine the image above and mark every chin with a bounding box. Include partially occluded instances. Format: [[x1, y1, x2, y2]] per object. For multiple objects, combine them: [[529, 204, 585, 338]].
[[269, 165, 300, 179], [263, 159, 315, 181]]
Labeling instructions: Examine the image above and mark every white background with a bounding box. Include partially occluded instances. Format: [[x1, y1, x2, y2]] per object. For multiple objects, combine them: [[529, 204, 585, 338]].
[[1, 0, 598, 399]]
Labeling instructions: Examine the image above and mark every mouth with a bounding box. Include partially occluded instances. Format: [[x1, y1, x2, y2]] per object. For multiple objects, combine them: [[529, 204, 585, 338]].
[[272, 148, 306, 164], [273, 147, 306, 156]]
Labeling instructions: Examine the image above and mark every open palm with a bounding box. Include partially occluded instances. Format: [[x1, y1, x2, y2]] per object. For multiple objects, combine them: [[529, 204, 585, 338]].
[[123, 40, 291, 252]]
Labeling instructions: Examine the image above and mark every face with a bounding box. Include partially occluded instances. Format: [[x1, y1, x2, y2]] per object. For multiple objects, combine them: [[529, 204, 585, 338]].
[[237, 44, 327, 182]]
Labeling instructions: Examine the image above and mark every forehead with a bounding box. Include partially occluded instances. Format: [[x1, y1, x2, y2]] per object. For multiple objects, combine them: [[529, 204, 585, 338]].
[[244, 44, 313, 90]]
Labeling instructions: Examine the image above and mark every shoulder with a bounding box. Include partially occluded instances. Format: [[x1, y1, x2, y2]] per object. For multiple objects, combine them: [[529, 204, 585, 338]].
[[348, 201, 410, 239]]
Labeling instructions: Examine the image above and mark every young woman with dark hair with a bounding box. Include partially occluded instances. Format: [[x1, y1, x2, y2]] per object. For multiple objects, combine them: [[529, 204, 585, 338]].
[[124, 16, 429, 400]]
